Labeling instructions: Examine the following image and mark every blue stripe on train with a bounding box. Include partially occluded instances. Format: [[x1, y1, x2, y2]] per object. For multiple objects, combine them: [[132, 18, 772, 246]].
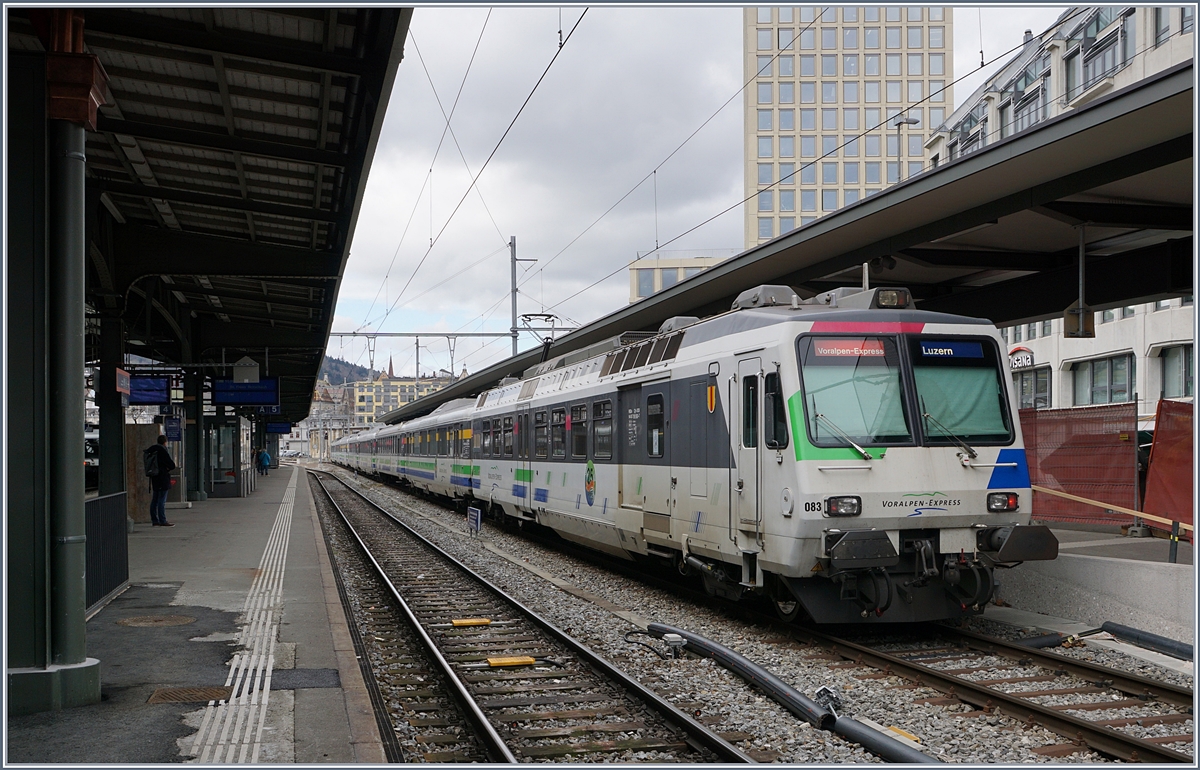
[[403, 468, 437, 481], [987, 449, 1031, 489], [533, 488, 548, 503], [451, 475, 481, 489], [512, 484, 527, 498]]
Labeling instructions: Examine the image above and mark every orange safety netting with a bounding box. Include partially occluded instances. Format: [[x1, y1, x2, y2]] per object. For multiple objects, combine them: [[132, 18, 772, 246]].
[[1142, 399, 1194, 535], [1020, 404, 1138, 527]]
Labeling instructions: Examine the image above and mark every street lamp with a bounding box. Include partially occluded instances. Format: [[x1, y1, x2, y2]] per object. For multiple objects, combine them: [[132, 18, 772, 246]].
[[893, 115, 920, 181]]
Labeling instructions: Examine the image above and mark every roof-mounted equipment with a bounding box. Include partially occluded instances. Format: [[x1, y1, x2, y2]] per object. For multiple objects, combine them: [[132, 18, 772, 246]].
[[804, 286, 914, 310], [731, 285, 802, 311]]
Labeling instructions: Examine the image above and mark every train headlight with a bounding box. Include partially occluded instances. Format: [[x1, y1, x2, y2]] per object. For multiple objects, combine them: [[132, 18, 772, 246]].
[[875, 289, 909, 308], [826, 496, 861, 516], [987, 492, 1019, 512]]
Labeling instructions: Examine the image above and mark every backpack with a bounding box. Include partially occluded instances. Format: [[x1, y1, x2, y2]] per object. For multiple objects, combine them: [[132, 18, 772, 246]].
[[143, 446, 160, 477]]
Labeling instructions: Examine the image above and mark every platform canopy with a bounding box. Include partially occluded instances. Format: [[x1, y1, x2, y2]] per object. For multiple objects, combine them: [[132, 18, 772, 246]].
[[8, 7, 412, 423], [384, 61, 1193, 424]]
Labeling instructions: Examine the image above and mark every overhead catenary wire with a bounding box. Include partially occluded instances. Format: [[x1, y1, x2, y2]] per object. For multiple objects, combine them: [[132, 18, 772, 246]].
[[375, 8, 590, 328], [544, 5, 1096, 314], [354, 13, 493, 333]]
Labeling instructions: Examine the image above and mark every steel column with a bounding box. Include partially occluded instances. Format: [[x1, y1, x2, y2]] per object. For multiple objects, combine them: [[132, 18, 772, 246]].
[[184, 371, 207, 501]]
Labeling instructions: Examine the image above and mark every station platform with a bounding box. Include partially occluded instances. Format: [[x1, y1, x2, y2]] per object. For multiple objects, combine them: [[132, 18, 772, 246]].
[[6, 464, 384, 764]]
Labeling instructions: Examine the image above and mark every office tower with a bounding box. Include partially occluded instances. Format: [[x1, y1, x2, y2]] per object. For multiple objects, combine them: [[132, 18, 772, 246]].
[[744, 6, 954, 247]]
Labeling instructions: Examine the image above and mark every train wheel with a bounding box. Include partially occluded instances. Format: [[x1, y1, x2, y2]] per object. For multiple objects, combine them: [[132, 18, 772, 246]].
[[773, 597, 802, 622]]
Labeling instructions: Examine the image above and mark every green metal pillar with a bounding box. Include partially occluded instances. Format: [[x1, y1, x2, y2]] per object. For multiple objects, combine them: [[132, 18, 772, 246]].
[[6, 50, 101, 715]]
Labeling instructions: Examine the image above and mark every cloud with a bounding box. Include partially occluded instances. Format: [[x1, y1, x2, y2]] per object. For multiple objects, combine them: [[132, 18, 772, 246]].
[[331, 5, 1072, 376]]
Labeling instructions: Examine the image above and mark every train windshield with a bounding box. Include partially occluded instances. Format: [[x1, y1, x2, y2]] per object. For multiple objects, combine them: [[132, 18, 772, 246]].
[[798, 336, 912, 446], [908, 337, 1012, 443]]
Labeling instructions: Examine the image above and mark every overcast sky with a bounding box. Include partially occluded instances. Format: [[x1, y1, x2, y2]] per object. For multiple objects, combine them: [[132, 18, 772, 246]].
[[330, 5, 1068, 379]]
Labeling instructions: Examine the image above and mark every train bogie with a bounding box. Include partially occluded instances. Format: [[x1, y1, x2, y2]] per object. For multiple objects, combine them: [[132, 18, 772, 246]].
[[331, 285, 1058, 624]]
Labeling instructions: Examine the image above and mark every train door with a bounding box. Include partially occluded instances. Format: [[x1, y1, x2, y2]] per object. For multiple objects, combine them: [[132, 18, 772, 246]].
[[617, 386, 642, 509], [637, 382, 672, 535], [516, 404, 531, 511], [735, 358, 764, 569]]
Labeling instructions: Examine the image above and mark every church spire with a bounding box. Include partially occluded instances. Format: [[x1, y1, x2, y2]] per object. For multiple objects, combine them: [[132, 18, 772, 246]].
[[388, 356, 394, 378]]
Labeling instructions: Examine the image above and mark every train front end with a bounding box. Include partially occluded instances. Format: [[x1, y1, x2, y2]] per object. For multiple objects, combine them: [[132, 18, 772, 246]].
[[774, 287, 1058, 623]]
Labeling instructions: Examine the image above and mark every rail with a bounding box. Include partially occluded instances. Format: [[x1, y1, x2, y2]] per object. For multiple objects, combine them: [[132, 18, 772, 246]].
[[85, 491, 128, 614]]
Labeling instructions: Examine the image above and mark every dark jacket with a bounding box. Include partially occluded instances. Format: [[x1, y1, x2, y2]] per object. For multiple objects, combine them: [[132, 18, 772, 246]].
[[148, 444, 176, 492]]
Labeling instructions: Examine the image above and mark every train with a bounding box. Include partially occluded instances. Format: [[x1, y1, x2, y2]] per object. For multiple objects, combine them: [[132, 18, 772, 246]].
[[331, 284, 1058, 624]]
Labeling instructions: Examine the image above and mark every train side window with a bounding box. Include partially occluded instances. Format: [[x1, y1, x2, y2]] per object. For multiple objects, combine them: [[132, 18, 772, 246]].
[[600, 350, 623, 376], [764, 372, 789, 449], [648, 336, 670, 364], [438, 430, 446, 456], [503, 416, 514, 457], [621, 345, 643, 372], [481, 423, 492, 455], [593, 400, 613, 459], [647, 394, 665, 457], [633, 343, 653, 369], [491, 418, 502, 457], [517, 413, 528, 459], [743, 375, 759, 447], [571, 404, 589, 458], [663, 332, 684, 361], [534, 411, 548, 458], [551, 409, 566, 458]]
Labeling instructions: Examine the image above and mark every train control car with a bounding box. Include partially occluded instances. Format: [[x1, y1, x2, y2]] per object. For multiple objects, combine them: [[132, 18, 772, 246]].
[[332, 285, 1058, 623]]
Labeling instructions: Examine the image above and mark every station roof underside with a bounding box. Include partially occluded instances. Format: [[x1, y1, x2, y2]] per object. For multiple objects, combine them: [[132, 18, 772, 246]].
[[8, 7, 412, 423], [385, 60, 1193, 424]]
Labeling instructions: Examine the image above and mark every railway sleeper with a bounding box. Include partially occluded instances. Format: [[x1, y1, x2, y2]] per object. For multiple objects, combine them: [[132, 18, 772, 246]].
[[503, 706, 629, 722], [518, 738, 690, 758], [484, 693, 613, 709], [514, 721, 651, 739]]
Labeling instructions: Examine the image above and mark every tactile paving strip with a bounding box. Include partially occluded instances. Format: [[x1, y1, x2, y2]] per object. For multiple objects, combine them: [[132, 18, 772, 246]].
[[118, 615, 196, 627], [148, 686, 234, 704]]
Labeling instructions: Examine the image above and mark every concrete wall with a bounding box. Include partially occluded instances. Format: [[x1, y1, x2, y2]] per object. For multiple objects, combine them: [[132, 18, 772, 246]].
[[998, 552, 1195, 644]]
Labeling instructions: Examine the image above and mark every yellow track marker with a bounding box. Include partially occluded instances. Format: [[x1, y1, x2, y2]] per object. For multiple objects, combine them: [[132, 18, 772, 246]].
[[487, 656, 537, 667], [451, 618, 492, 627], [888, 726, 920, 743]]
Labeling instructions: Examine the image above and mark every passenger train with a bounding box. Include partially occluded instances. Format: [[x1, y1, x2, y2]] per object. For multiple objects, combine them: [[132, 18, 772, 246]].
[[332, 285, 1058, 623]]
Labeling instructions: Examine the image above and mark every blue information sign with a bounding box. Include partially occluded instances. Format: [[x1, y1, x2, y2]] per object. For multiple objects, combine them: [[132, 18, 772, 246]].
[[467, 506, 482, 535], [213, 378, 279, 406], [919, 340, 983, 358], [257, 405, 281, 415], [164, 416, 182, 442]]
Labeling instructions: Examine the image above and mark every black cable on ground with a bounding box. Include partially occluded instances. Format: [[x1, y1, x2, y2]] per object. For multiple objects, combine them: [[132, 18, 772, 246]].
[[1101, 621, 1194, 661], [647, 621, 941, 763]]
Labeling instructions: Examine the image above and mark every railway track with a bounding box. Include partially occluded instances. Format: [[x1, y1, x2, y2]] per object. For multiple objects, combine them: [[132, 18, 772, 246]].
[[309, 471, 753, 763], [334, 469, 1194, 763], [794, 626, 1193, 763]]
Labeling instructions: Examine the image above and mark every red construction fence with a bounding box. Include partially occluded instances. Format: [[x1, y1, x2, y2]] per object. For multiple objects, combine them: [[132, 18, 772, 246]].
[[1141, 399, 1194, 533], [1019, 404, 1138, 527]]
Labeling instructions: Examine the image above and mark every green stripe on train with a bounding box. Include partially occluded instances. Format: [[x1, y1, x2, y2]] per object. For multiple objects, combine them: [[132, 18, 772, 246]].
[[452, 464, 480, 476], [514, 469, 533, 483], [786, 391, 882, 461]]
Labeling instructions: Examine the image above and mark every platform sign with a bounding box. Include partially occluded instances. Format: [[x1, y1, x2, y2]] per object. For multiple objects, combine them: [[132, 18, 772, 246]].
[[213, 378, 278, 406], [257, 405, 282, 415], [467, 506, 482, 535], [266, 421, 292, 434], [114, 368, 130, 394], [164, 416, 182, 442], [129, 376, 171, 405]]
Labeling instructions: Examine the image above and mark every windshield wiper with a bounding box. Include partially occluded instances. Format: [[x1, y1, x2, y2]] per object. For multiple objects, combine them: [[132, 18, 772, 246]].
[[920, 402, 978, 462], [811, 410, 873, 460]]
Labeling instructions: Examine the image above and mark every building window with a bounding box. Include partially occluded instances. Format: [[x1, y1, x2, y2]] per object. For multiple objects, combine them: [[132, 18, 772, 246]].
[[1014, 91, 1042, 132], [844, 110, 860, 132], [865, 81, 881, 103], [779, 109, 794, 130], [1073, 354, 1134, 406], [756, 7, 771, 23], [799, 28, 815, 49], [843, 7, 858, 22], [886, 27, 901, 48], [799, 6, 814, 22], [821, 28, 836, 49], [758, 189, 773, 212], [757, 136, 772, 158], [1184, 6, 1194, 34], [779, 28, 795, 50], [1014, 367, 1052, 409], [661, 268, 679, 289], [843, 162, 859, 184], [929, 7, 944, 21], [907, 7, 923, 21], [907, 26, 922, 48], [800, 108, 815, 130], [1042, 319, 1053, 336], [822, 135, 838, 156], [1155, 299, 1171, 310], [843, 54, 859, 75], [886, 133, 899, 157], [843, 81, 859, 103], [757, 110, 772, 131], [779, 7, 792, 23], [929, 107, 945, 127], [780, 216, 796, 233], [758, 217, 773, 239], [800, 189, 816, 211], [1155, 7, 1170, 46], [821, 82, 837, 103], [907, 80, 923, 102], [886, 80, 901, 102], [907, 53, 923, 76], [865, 161, 881, 184], [779, 162, 795, 183], [1013, 325, 1022, 342], [1026, 323, 1037, 340], [865, 7, 880, 22], [865, 27, 880, 49], [844, 27, 858, 49], [886, 7, 901, 22], [780, 189, 795, 211], [757, 28, 772, 50], [799, 54, 815, 76], [822, 108, 837, 130], [1083, 35, 1121, 90], [758, 163, 773, 185], [1100, 308, 1115, 323], [1162, 345, 1194, 398], [999, 326, 1008, 343], [637, 269, 654, 297], [779, 55, 794, 76], [929, 26, 944, 48], [800, 82, 816, 103], [821, 189, 838, 211], [800, 135, 815, 157], [801, 164, 816, 184], [780, 135, 795, 157], [865, 53, 880, 75], [779, 82, 795, 103], [1121, 306, 1135, 318], [757, 82, 772, 104], [822, 162, 837, 184], [756, 56, 773, 77]]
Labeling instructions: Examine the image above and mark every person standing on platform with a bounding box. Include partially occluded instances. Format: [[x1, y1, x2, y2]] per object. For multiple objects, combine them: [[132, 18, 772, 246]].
[[253, 448, 262, 475], [144, 434, 176, 527], [259, 448, 271, 476]]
